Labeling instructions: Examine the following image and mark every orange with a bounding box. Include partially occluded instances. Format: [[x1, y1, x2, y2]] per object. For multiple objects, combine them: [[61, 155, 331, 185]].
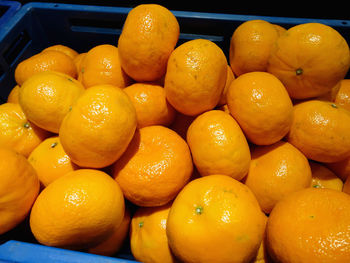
[[169, 112, 196, 140], [187, 110, 251, 180], [226, 71, 293, 145], [59, 84, 137, 168], [130, 202, 177, 263], [113, 125, 193, 207], [309, 160, 343, 191], [123, 83, 176, 128], [266, 187, 350, 262], [14, 50, 78, 86], [79, 44, 132, 89], [118, 4, 179, 82], [42, 44, 79, 60], [244, 141, 312, 214], [287, 100, 350, 163], [0, 147, 40, 234], [28, 136, 78, 187], [7, 85, 20, 104], [217, 65, 235, 107], [74, 52, 86, 78], [343, 174, 350, 194], [166, 174, 267, 263], [273, 23, 287, 35], [333, 79, 350, 111], [267, 22, 350, 99], [88, 205, 131, 256], [229, 19, 280, 76], [18, 71, 85, 133], [29, 169, 125, 249], [0, 103, 50, 157], [164, 38, 228, 116], [326, 157, 350, 182]]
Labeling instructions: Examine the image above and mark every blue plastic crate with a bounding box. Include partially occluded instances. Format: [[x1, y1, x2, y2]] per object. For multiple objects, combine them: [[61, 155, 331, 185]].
[[0, 1, 21, 31], [0, 2, 350, 262]]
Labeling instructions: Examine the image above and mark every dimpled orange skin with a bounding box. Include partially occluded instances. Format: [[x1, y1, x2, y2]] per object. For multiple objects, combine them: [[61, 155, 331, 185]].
[[187, 110, 251, 180], [334, 79, 350, 111], [112, 125, 193, 207], [164, 39, 228, 116], [28, 136, 79, 187], [123, 83, 176, 128], [18, 71, 85, 133], [15, 50, 78, 86], [267, 23, 350, 99], [80, 44, 132, 89], [229, 19, 280, 76], [226, 71, 293, 146], [0, 147, 40, 234], [166, 175, 267, 263], [266, 188, 350, 263], [0, 103, 50, 157], [59, 84, 137, 168], [42, 44, 79, 60], [309, 160, 343, 191], [244, 141, 312, 214], [130, 203, 178, 263], [29, 169, 125, 249], [118, 4, 179, 82], [287, 100, 350, 163]]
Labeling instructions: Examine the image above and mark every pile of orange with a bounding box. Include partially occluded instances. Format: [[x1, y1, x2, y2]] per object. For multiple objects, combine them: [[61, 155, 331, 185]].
[[1, 3, 350, 263]]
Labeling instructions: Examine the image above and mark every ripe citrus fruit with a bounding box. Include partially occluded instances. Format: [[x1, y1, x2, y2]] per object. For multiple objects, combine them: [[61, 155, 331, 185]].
[[113, 125, 193, 207], [309, 160, 343, 191], [18, 71, 85, 133], [226, 71, 293, 145], [169, 112, 196, 140], [229, 19, 280, 76], [42, 44, 79, 60], [7, 85, 20, 104], [30, 169, 125, 249], [28, 136, 78, 187], [333, 79, 350, 111], [287, 100, 350, 163], [15, 49, 78, 86], [118, 4, 179, 82], [79, 44, 132, 89], [59, 84, 137, 168], [130, 202, 177, 263], [268, 22, 350, 99], [164, 38, 228, 116], [266, 187, 350, 262], [326, 157, 350, 182], [166, 174, 267, 263], [343, 174, 350, 194], [187, 110, 251, 180], [0, 147, 40, 234], [0, 102, 50, 157], [123, 83, 176, 128], [88, 205, 131, 256], [217, 65, 235, 107], [244, 141, 312, 214]]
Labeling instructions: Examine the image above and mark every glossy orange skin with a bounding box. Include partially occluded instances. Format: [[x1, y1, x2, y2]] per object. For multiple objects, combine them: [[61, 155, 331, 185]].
[[0, 103, 50, 157], [123, 83, 176, 128], [80, 44, 132, 89], [42, 44, 79, 60], [217, 65, 235, 107], [287, 100, 350, 163], [15, 50, 78, 85], [113, 125, 193, 207], [7, 85, 20, 104], [118, 4, 179, 82], [130, 203, 177, 263], [59, 84, 137, 168], [309, 161, 343, 191], [0, 147, 40, 234], [244, 141, 312, 214], [28, 136, 79, 187], [229, 20, 280, 76], [164, 39, 228, 116], [334, 79, 350, 111], [166, 175, 267, 263], [227, 71, 293, 145], [187, 110, 251, 180], [268, 23, 350, 99], [30, 169, 125, 249], [267, 188, 350, 263]]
